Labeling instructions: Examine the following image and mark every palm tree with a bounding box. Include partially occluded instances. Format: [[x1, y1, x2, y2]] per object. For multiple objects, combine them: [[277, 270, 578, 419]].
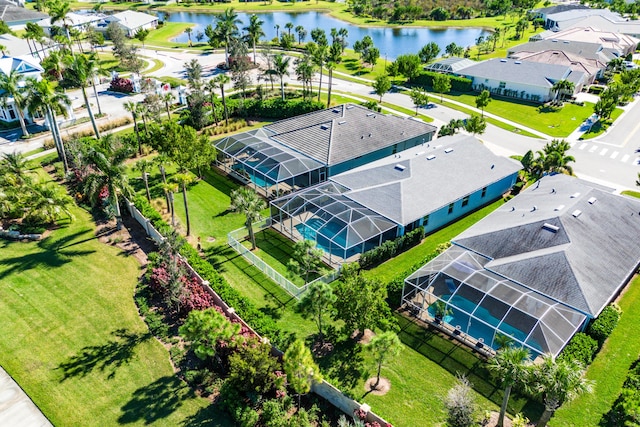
[[285, 22, 294, 36], [24, 22, 45, 60], [173, 173, 194, 236], [83, 146, 133, 230], [244, 14, 264, 64], [153, 153, 172, 212], [64, 53, 101, 138], [309, 43, 327, 103], [325, 61, 336, 108], [214, 74, 230, 126], [295, 25, 307, 44], [42, 49, 66, 82], [161, 182, 178, 226], [488, 346, 530, 427], [215, 8, 240, 68], [1, 152, 32, 186], [527, 355, 593, 427], [25, 180, 74, 224], [123, 101, 142, 155], [185, 27, 193, 46], [24, 78, 71, 172], [162, 92, 174, 121], [184, 58, 203, 90], [269, 54, 290, 101], [326, 42, 343, 107], [85, 52, 106, 116], [551, 79, 575, 102], [295, 54, 315, 99], [0, 70, 31, 138], [540, 139, 575, 176], [230, 187, 265, 250], [134, 159, 153, 202], [205, 79, 219, 125], [49, 0, 72, 48]]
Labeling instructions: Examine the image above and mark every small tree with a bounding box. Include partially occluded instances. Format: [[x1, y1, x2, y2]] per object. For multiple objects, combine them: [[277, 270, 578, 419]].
[[464, 114, 486, 135], [284, 339, 322, 409], [419, 41, 440, 63], [173, 173, 194, 236], [367, 331, 401, 390], [134, 158, 153, 202], [445, 375, 477, 427], [433, 73, 451, 103], [288, 239, 324, 283], [410, 87, 429, 115], [228, 337, 283, 394], [333, 273, 391, 337], [488, 346, 530, 427], [297, 281, 336, 344], [475, 89, 491, 117], [372, 73, 391, 103], [179, 308, 240, 365], [230, 187, 266, 250]]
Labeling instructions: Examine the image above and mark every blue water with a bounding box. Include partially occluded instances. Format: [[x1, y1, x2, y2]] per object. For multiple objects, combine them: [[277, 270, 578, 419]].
[[428, 294, 542, 352], [160, 11, 489, 59], [295, 218, 349, 254], [232, 164, 275, 187]]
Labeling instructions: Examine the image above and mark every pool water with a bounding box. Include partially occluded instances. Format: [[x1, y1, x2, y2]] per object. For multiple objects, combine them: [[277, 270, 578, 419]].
[[295, 218, 355, 257], [428, 294, 542, 353], [232, 165, 275, 188]]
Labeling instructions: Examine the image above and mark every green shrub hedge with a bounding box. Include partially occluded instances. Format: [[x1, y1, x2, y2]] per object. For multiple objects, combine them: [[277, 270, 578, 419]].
[[412, 71, 473, 92], [228, 98, 325, 120], [359, 227, 425, 269], [602, 358, 640, 426], [588, 304, 622, 346], [558, 332, 599, 366]]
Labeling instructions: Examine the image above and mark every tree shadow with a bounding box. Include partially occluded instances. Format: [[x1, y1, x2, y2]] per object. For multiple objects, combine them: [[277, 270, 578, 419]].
[[314, 335, 365, 390], [179, 404, 235, 427], [0, 228, 96, 281], [118, 375, 196, 425], [56, 329, 152, 381]]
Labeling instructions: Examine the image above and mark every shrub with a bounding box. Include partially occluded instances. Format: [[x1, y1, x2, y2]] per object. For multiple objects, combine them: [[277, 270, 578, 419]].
[[603, 358, 640, 426], [227, 97, 325, 119], [358, 227, 425, 269], [588, 304, 622, 346], [412, 71, 472, 92], [558, 332, 598, 366], [109, 77, 134, 94]]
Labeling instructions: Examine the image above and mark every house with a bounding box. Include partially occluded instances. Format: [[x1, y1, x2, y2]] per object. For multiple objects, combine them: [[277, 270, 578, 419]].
[[215, 104, 437, 196], [403, 175, 640, 358], [455, 58, 586, 103], [270, 134, 520, 262], [532, 5, 624, 31], [0, 0, 47, 29], [530, 27, 639, 58], [425, 57, 476, 74], [0, 33, 53, 59], [0, 55, 43, 124], [37, 12, 104, 37], [508, 50, 607, 84], [100, 11, 158, 37]]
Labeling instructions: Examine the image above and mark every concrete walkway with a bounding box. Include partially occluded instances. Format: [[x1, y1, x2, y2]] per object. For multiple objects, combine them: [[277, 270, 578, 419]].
[[0, 366, 52, 427]]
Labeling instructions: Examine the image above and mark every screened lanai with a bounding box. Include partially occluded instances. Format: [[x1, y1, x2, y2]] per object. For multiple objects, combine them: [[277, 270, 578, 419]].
[[270, 181, 398, 263], [215, 129, 324, 196], [402, 245, 587, 358]]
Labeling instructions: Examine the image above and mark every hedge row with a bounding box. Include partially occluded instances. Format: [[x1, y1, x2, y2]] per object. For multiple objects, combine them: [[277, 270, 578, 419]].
[[412, 71, 473, 93], [558, 303, 622, 366], [227, 98, 325, 120], [130, 196, 290, 349], [603, 357, 640, 426], [359, 227, 425, 269]]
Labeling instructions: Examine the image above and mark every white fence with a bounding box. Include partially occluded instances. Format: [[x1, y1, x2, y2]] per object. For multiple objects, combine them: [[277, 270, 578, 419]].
[[312, 381, 393, 426], [227, 220, 341, 300]]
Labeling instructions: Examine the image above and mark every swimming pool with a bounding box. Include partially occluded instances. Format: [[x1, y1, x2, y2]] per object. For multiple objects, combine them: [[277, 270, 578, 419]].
[[232, 165, 276, 188], [295, 218, 351, 256], [428, 294, 542, 353]]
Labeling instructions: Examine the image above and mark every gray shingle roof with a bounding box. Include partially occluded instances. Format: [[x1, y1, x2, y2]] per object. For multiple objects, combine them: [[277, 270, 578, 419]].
[[508, 39, 615, 62], [454, 175, 640, 317], [0, 1, 46, 23], [265, 104, 436, 166], [533, 4, 589, 16], [330, 134, 521, 225], [456, 58, 586, 89]]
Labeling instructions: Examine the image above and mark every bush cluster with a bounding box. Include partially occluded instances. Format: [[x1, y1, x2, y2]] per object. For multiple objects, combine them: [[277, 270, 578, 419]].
[[603, 358, 640, 426], [228, 98, 325, 120], [587, 304, 622, 346], [109, 77, 134, 94], [412, 71, 472, 92], [359, 227, 425, 269]]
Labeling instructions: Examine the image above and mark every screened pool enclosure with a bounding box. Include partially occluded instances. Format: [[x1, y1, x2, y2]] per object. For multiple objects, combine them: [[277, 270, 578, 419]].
[[403, 245, 587, 358], [270, 182, 398, 262], [215, 129, 324, 196]]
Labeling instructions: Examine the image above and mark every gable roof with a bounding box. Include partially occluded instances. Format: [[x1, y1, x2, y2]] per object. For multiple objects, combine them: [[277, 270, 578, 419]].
[[509, 50, 606, 78], [0, 55, 43, 77], [508, 39, 615, 62], [454, 175, 640, 317], [544, 8, 622, 26], [533, 4, 589, 16], [38, 12, 104, 28], [456, 58, 586, 89], [110, 10, 157, 30], [537, 27, 640, 56], [265, 104, 436, 166], [0, 0, 46, 24], [329, 134, 521, 225]]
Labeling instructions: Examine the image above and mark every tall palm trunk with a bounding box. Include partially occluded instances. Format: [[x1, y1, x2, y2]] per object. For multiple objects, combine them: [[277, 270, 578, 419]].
[[112, 187, 122, 230], [221, 86, 229, 126], [536, 408, 554, 427], [497, 384, 512, 427], [91, 79, 102, 116], [132, 114, 142, 156], [165, 101, 171, 121], [209, 94, 218, 125], [181, 183, 191, 236], [317, 66, 323, 102], [280, 76, 285, 100], [143, 173, 151, 202], [247, 220, 256, 250], [252, 41, 257, 64], [26, 37, 36, 59], [327, 69, 333, 108], [160, 165, 170, 212], [81, 86, 100, 138], [168, 191, 175, 226], [46, 106, 68, 173]]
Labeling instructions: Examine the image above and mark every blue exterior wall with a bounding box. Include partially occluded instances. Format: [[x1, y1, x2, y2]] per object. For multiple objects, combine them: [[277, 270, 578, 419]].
[[327, 132, 435, 177], [417, 173, 518, 235]]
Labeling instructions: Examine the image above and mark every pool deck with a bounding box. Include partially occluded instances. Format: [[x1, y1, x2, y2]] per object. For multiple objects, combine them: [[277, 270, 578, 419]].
[[0, 366, 52, 427]]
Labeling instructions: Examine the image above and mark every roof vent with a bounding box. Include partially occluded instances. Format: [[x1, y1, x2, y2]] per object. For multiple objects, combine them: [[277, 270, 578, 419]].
[[542, 223, 559, 232], [554, 204, 565, 211], [570, 192, 581, 198], [332, 109, 340, 113], [416, 151, 424, 156], [320, 125, 329, 130], [551, 39, 558, 42], [500, 59, 507, 62], [588, 197, 597, 204], [346, 105, 354, 109], [394, 164, 406, 171], [572, 209, 582, 218], [361, 135, 364, 139], [444, 148, 454, 153], [338, 120, 346, 125], [514, 61, 522, 64], [563, 40, 570, 43], [531, 206, 537, 211], [426, 155, 436, 160], [366, 112, 375, 117]]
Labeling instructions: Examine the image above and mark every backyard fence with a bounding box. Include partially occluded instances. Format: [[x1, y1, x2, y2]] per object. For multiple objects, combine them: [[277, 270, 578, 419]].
[[227, 220, 341, 300], [312, 381, 393, 426]]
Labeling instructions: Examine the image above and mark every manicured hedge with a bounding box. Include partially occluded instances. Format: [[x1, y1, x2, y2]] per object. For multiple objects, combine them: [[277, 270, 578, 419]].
[[412, 71, 473, 93], [228, 98, 325, 120], [603, 358, 640, 426], [588, 304, 622, 346], [130, 196, 290, 349], [359, 227, 425, 269], [558, 332, 599, 366]]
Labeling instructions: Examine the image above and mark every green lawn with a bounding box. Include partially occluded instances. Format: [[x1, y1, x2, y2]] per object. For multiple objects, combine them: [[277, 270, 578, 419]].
[[578, 108, 625, 140], [551, 275, 640, 426], [0, 192, 228, 426]]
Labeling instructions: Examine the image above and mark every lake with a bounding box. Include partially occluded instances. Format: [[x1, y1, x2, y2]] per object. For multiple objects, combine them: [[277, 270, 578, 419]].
[[159, 11, 489, 59]]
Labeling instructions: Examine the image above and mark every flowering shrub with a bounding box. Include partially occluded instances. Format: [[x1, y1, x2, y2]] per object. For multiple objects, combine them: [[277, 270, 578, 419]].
[[109, 77, 134, 94], [180, 276, 215, 314], [354, 408, 367, 420]]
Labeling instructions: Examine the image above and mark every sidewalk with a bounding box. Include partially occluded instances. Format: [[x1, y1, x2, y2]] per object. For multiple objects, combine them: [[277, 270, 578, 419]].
[[0, 366, 52, 427]]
